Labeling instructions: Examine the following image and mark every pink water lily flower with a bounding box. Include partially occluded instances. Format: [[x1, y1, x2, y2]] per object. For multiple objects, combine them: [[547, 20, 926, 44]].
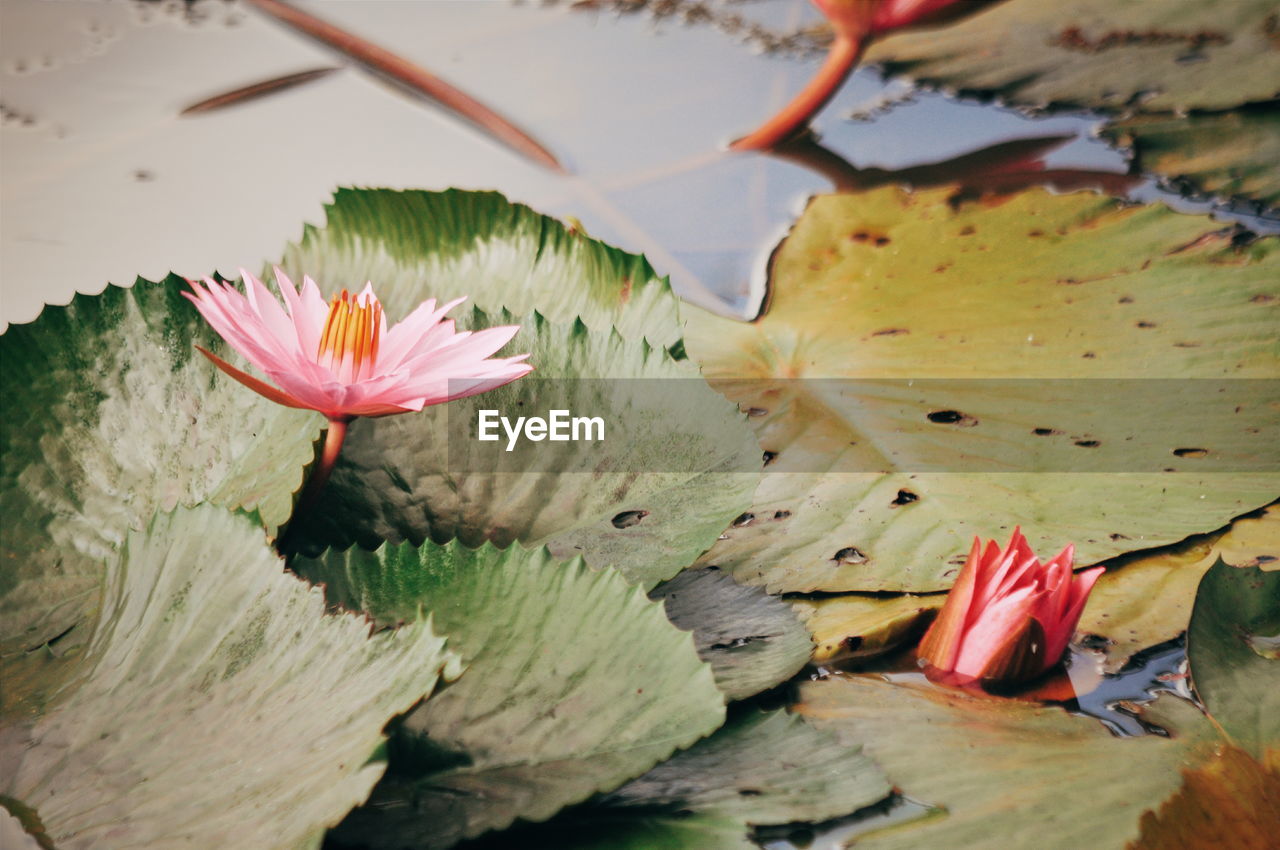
[[185, 268, 531, 420], [185, 268, 531, 514], [918, 528, 1103, 687]]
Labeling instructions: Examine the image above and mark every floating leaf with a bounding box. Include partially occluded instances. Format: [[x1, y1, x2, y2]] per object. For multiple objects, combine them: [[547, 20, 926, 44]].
[[797, 676, 1216, 848], [1131, 744, 1280, 850], [278, 187, 684, 348], [601, 709, 890, 825], [686, 186, 1279, 593], [791, 593, 942, 664], [1187, 557, 1280, 759], [476, 709, 891, 850], [864, 0, 1280, 113], [0, 276, 319, 708], [291, 310, 759, 587], [1078, 506, 1280, 672], [650, 568, 812, 699], [295, 538, 725, 849], [1102, 105, 1280, 211], [0, 505, 457, 850]]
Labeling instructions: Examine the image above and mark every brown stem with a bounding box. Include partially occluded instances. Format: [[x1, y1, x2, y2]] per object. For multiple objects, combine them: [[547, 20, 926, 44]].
[[244, 0, 565, 173], [730, 35, 864, 152]]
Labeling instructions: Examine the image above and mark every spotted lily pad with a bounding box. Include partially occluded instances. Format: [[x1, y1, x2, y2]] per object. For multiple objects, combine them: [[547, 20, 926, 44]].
[[686, 186, 1279, 593], [0, 276, 320, 710], [1187, 557, 1280, 758], [791, 593, 943, 664], [650, 568, 813, 699], [1102, 105, 1280, 211], [290, 309, 760, 588], [0, 505, 457, 850], [1078, 505, 1280, 672], [864, 0, 1280, 113], [294, 538, 726, 849], [797, 677, 1218, 848]]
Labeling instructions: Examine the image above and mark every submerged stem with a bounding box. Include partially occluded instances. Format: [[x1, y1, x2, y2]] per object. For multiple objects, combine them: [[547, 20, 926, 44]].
[[729, 35, 865, 152]]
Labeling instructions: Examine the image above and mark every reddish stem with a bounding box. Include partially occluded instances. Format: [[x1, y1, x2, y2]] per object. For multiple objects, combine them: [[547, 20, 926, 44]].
[[730, 35, 865, 152], [244, 0, 565, 173], [288, 416, 351, 538]]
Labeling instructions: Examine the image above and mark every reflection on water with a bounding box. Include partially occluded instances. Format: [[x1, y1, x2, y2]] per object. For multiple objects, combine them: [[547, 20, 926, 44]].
[[6, 0, 1270, 332], [1065, 636, 1195, 738]]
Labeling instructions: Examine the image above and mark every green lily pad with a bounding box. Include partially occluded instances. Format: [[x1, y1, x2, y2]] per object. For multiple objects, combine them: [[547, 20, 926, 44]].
[[650, 568, 812, 699], [686, 186, 1280, 593], [0, 276, 320, 705], [483, 811, 756, 850], [475, 709, 891, 850], [797, 676, 1218, 848], [864, 0, 1280, 113], [1079, 506, 1280, 672], [278, 187, 683, 349], [0, 504, 457, 850], [1188, 558, 1280, 759], [1102, 106, 1280, 211], [600, 709, 890, 825], [291, 309, 760, 588], [294, 538, 726, 849]]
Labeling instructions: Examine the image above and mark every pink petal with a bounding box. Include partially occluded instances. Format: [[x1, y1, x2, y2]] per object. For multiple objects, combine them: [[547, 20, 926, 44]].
[[396, 325, 523, 377], [273, 267, 325, 356], [1044, 566, 1105, 660], [918, 537, 983, 674], [378, 296, 467, 370], [952, 584, 1039, 679], [242, 268, 306, 358], [195, 346, 311, 411]]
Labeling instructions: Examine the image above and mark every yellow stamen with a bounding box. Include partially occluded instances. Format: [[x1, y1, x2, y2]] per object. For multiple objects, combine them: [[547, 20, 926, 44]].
[[316, 288, 381, 380]]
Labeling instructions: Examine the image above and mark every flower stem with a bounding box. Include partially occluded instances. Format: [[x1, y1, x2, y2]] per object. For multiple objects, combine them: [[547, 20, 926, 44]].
[[729, 35, 865, 152], [280, 416, 351, 552]]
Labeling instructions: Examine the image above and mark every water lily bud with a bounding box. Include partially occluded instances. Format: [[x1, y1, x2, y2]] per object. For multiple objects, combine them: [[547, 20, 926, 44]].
[[918, 528, 1104, 687]]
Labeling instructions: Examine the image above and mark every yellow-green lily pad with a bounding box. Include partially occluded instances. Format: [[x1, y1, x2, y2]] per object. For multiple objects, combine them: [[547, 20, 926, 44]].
[[865, 0, 1280, 114], [1079, 506, 1280, 672], [687, 186, 1279, 593]]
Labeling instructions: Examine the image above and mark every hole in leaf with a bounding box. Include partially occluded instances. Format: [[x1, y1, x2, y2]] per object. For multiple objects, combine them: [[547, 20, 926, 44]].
[[927, 410, 978, 426], [832, 546, 868, 564], [1173, 447, 1209, 458], [890, 489, 919, 507], [732, 512, 755, 527], [611, 510, 648, 529], [1074, 439, 1101, 448], [1033, 427, 1060, 436]]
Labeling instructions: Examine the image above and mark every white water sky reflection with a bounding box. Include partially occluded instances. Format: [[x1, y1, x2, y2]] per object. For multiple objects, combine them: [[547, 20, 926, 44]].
[[2, 0, 1142, 329]]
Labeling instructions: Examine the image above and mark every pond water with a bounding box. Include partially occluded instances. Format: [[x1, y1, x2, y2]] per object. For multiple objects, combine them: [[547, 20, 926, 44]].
[[3, 0, 1273, 331], [3, 4, 1274, 849]]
